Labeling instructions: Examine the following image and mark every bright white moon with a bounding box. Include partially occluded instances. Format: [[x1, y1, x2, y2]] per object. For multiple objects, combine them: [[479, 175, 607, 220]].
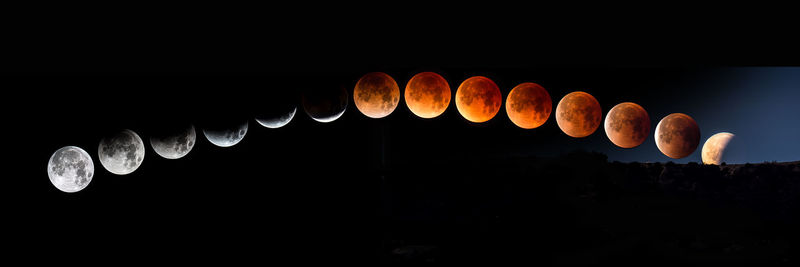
[[256, 107, 296, 129], [203, 121, 248, 147], [151, 124, 196, 159], [98, 129, 145, 175], [701, 132, 735, 165], [47, 146, 94, 193]]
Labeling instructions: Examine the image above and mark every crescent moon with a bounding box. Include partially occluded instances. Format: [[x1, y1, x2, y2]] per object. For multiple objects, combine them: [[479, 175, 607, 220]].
[[701, 132, 735, 165]]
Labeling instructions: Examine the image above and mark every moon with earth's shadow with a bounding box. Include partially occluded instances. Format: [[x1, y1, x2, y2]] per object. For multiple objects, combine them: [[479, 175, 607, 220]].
[[404, 72, 451, 119], [655, 113, 701, 159], [701, 132, 735, 165], [150, 124, 196, 159], [47, 146, 94, 193], [505, 82, 552, 129], [256, 106, 297, 129], [98, 129, 145, 175], [203, 120, 249, 147], [604, 102, 650, 148], [455, 76, 502, 123], [555, 91, 602, 138], [302, 88, 348, 123], [353, 72, 400, 119]]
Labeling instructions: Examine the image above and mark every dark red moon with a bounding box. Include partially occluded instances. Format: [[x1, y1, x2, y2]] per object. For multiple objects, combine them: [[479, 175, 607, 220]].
[[655, 113, 701, 159], [455, 76, 502, 123], [604, 102, 650, 148], [555, 91, 602, 138], [505, 82, 552, 129]]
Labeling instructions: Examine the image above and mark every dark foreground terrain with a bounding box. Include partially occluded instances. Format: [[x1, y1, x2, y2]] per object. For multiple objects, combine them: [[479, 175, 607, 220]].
[[381, 152, 800, 265]]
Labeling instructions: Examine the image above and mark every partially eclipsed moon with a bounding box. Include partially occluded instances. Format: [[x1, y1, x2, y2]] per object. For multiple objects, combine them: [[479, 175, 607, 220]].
[[505, 82, 552, 129], [604, 102, 650, 148], [702, 132, 735, 165], [48, 146, 93, 193], [655, 113, 701, 159], [555, 91, 602, 138], [151, 124, 196, 159], [303, 88, 348, 123], [405, 72, 451, 119], [98, 129, 145, 175], [353, 72, 400, 118], [455, 76, 502, 123], [203, 120, 249, 147], [256, 106, 296, 129]]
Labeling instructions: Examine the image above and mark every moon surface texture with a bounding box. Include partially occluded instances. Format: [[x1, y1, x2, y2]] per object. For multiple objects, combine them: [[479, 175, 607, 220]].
[[203, 120, 249, 147], [405, 72, 451, 119], [655, 113, 701, 159], [48, 146, 94, 193], [150, 124, 196, 159], [256, 106, 296, 129], [604, 102, 651, 148], [505, 82, 552, 129], [555, 91, 602, 138], [98, 129, 145, 175], [455, 76, 502, 123], [702, 132, 735, 165], [353, 72, 400, 118], [303, 88, 348, 123]]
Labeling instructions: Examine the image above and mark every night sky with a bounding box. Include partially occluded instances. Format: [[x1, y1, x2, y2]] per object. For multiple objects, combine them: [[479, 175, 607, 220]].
[[7, 56, 800, 263]]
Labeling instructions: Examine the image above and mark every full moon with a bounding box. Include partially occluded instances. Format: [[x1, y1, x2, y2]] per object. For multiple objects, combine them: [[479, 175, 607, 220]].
[[405, 72, 451, 119], [150, 124, 196, 159], [555, 91, 602, 138], [98, 129, 145, 175], [47, 146, 93, 193], [353, 72, 400, 118], [203, 120, 248, 147], [455, 76, 502, 123], [655, 113, 701, 159], [701, 132, 735, 165], [505, 82, 551, 129], [604, 102, 650, 148], [303, 88, 348, 123]]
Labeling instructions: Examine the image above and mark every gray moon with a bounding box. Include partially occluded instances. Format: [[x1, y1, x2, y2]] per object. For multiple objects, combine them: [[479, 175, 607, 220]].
[[98, 129, 146, 175], [47, 146, 94, 193], [150, 124, 196, 159], [203, 120, 248, 147], [256, 106, 296, 128], [701, 132, 735, 165], [302, 88, 348, 123]]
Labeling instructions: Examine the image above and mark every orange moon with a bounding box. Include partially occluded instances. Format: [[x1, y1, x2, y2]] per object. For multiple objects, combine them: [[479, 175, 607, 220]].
[[604, 102, 650, 148], [655, 113, 701, 159], [701, 132, 735, 165], [455, 76, 502, 123], [404, 72, 451, 118], [555, 91, 602, 138], [353, 72, 400, 118], [505, 82, 551, 129]]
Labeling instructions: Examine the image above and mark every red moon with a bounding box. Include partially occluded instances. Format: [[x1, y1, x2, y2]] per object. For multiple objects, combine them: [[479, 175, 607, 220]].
[[505, 82, 551, 129], [404, 72, 451, 119], [655, 113, 701, 159], [455, 76, 502, 123], [604, 102, 650, 148], [555, 91, 602, 138], [353, 72, 400, 118]]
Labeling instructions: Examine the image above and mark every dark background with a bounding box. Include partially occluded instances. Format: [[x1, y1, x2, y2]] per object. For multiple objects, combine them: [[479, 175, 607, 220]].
[[5, 14, 800, 264]]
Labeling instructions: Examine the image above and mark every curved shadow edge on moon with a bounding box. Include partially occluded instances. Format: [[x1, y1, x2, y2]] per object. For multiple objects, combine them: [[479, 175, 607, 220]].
[[603, 102, 650, 148], [151, 125, 197, 159], [655, 113, 701, 159], [256, 106, 297, 128], [203, 121, 249, 147], [702, 132, 735, 165], [48, 146, 94, 193], [98, 129, 146, 175]]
